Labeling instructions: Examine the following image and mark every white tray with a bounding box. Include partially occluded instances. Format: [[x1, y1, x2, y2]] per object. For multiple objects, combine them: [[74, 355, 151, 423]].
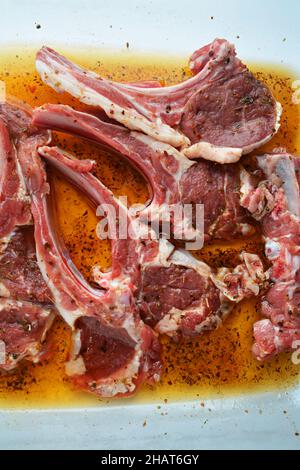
[[1, 0, 300, 450]]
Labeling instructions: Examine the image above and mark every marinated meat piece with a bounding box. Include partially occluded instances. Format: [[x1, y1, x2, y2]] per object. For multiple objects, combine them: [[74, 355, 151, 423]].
[[36, 38, 281, 162], [33, 104, 254, 243], [0, 102, 55, 371], [241, 153, 300, 360], [18, 143, 162, 398]]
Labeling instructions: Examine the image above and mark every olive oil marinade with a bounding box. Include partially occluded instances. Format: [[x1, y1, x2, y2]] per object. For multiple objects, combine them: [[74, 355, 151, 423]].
[[0, 48, 299, 407]]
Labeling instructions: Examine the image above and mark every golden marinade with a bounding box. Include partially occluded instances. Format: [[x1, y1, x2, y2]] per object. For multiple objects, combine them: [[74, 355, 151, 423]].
[[0, 48, 299, 407]]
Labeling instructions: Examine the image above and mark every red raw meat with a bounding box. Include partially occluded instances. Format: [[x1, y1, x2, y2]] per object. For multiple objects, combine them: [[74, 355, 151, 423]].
[[241, 153, 300, 360], [0, 101, 55, 371], [33, 104, 254, 243], [36, 39, 281, 163]]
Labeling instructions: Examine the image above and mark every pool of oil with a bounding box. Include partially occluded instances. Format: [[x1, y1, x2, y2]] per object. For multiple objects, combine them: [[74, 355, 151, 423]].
[[0, 47, 299, 408]]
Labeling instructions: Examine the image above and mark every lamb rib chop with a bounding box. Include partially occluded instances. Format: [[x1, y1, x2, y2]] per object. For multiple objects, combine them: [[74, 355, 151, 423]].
[[36, 38, 281, 163], [39, 145, 265, 342], [0, 102, 55, 371], [32, 104, 254, 243], [240, 153, 300, 360], [17, 138, 162, 398]]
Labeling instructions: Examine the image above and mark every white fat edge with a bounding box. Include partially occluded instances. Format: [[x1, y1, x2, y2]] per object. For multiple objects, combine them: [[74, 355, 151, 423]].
[[169, 247, 212, 278], [258, 153, 300, 216], [239, 223, 254, 236], [93, 380, 134, 398], [65, 330, 86, 376], [0, 282, 10, 297], [121, 314, 143, 344], [0, 298, 13, 310], [40, 309, 56, 342], [26, 343, 42, 363], [98, 382, 130, 397], [210, 274, 233, 300], [89, 345, 143, 397], [144, 235, 205, 269], [240, 251, 265, 280], [212, 264, 261, 302], [7, 340, 41, 367], [183, 141, 242, 163], [36, 59, 188, 148], [132, 131, 193, 180], [103, 274, 132, 292], [156, 303, 229, 337], [155, 309, 184, 336], [265, 238, 281, 261], [239, 167, 253, 203], [292, 255, 300, 276], [284, 249, 293, 271], [65, 356, 86, 376]]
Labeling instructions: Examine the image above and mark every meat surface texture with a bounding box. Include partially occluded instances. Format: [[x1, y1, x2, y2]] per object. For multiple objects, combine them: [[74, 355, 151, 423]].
[[32, 104, 254, 243], [138, 242, 265, 339], [39, 146, 265, 344], [36, 38, 281, 162], [0, 102, 55, 371], [240, 153, 300, 360]]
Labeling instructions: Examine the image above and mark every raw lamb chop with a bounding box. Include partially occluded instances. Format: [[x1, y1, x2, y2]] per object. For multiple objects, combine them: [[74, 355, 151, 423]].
[[32, 104, 254, 243], [240, 153, 300, 360], [17, 139, 162, 398], [36, 38, 281, 163], [39, 145, 265, 342], [0, 102, 55, 371]]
